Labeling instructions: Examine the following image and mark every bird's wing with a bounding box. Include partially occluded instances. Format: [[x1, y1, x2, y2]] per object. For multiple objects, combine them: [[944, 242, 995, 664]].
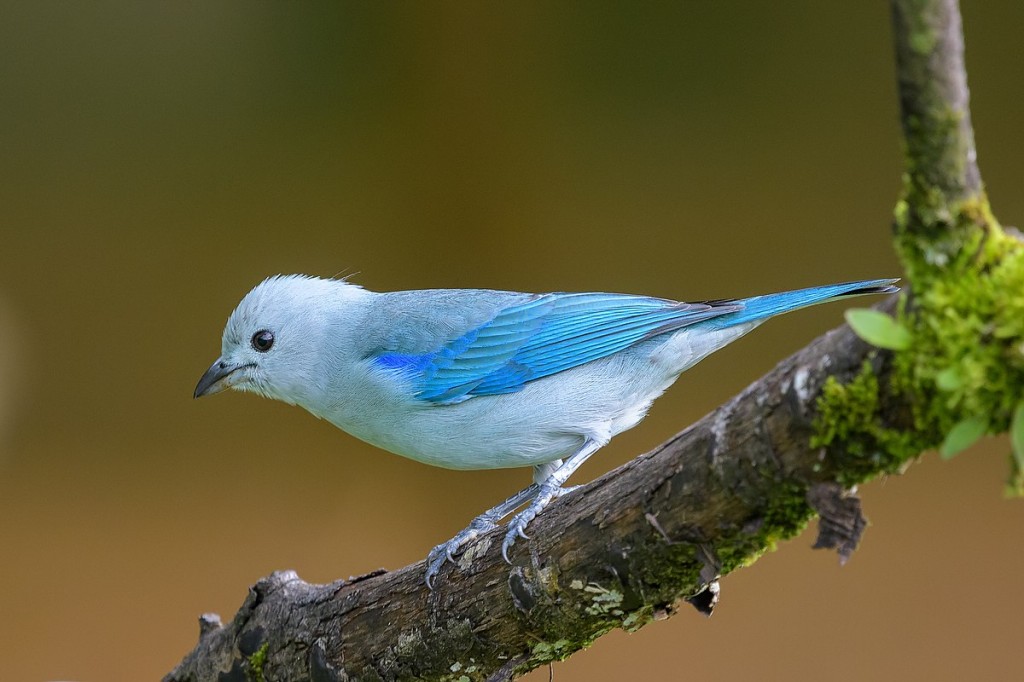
[[372, 292, 742, 404]]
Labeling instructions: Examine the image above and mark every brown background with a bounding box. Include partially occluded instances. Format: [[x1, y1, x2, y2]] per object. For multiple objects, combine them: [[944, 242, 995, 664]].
[[1, 3, 1022, 680]]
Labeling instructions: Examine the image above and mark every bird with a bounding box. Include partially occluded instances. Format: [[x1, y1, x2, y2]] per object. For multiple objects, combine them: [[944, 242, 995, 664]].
[[194, 275, 898, 587]]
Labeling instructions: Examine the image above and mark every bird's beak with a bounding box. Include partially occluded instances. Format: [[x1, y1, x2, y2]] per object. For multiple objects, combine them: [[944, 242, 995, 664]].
[[194, 359, 251, 399]]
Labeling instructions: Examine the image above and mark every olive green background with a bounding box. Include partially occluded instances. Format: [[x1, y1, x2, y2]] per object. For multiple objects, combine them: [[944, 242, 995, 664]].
[[1, 3, 1022, 680]]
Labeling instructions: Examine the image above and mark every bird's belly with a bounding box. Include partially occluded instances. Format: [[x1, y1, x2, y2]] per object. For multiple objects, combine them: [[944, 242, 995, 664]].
[[324, 401, 587, 470], [315, 345, 690, 472]]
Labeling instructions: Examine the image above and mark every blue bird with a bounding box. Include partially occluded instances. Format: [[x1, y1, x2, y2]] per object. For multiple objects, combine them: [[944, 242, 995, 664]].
[[194, 276, 898, 586]]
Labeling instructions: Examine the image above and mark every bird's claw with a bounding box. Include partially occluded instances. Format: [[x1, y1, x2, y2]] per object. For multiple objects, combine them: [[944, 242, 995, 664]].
[[426, 483, 584, 586], [500, 483, 581, 563], [501, 509, 537, 563], [424, 515, 497, 589]]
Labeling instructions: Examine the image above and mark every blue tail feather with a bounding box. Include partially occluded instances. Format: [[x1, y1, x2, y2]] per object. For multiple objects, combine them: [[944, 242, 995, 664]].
[[706, 278, 899, 327]]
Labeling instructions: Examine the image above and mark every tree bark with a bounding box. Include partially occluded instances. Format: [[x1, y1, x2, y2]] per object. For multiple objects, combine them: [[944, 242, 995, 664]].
[[166, 321, 898, 682], [166, 1, 982, 680], [892, 0, 981, 205]]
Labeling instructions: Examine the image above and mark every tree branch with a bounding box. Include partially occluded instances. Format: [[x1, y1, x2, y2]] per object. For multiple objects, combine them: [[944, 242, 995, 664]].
[[166, 321, 896, 682], [892, 0, 980, 206], [166, 1, 996, 680], [890, 0, 995, 285]]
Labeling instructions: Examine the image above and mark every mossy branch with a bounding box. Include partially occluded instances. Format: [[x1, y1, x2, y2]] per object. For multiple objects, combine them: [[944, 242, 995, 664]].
[[822, 0, 1024, 500], [892, 0, 980, 203], [849, 0, 1024, 494], [165, 1, 1022, 680], [165, 321, 895, 682]]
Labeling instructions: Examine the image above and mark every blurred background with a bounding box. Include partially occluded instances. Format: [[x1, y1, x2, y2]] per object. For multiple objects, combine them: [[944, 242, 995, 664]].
[[1, 2, 1022, 680]]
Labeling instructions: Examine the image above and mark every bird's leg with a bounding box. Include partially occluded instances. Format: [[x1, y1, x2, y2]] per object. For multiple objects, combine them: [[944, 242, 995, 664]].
[[425, 483, 540, 588], [501, 439, 604, 562], [531, 459, 563, 485]]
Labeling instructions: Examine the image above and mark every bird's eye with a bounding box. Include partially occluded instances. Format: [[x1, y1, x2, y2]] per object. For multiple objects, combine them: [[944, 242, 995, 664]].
[[251, 330, 275, 352]]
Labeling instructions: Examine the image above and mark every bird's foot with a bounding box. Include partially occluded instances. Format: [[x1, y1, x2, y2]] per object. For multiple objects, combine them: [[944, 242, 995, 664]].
[[425, 513, 498, 589], [501, 484, 581, 562]]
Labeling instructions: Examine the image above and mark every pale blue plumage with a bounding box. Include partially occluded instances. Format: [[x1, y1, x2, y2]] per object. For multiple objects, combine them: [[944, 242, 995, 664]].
[[195, 274, 898, 586]]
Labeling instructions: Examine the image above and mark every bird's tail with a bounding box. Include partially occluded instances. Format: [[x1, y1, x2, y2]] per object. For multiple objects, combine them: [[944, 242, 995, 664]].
[[706, 278, 899, 327]]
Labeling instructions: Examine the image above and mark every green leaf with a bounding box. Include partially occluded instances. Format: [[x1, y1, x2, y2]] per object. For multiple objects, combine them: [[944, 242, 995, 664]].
[[940, 415, 989, 460], [1011, 401, 1024, 469], [845, 309, 912, 350], [935, 367, 962, 392], [1006, 453, 1024, 498]]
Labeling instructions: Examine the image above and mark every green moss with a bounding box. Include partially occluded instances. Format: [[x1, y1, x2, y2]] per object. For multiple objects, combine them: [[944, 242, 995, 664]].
[[895, 190, 1001, 290], [516, 573, 663, 669], [816, 191, 1024, 492], [247, 642, 269, 682], [519, 581, 622, 669], [895, 221, 1024, 471], [812, 362, 924, 487], [1008, 452, 1024, 497], [582, 583, 624, 617], [711, 479, 814, 574], [761, 481, 815, 543], [621, 607, 652, 632], [531, 639, 573, 664], [902, 0, 939, 56], [813, 363, 881, 445]]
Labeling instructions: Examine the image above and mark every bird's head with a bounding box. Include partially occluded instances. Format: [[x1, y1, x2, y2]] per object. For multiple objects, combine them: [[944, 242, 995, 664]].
[[193, 275, 364, 405]]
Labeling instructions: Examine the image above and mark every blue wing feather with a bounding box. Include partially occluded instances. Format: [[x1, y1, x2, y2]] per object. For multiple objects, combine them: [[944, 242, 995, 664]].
[[374, 292, 741, 404], [370, 278, 898, 405]]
